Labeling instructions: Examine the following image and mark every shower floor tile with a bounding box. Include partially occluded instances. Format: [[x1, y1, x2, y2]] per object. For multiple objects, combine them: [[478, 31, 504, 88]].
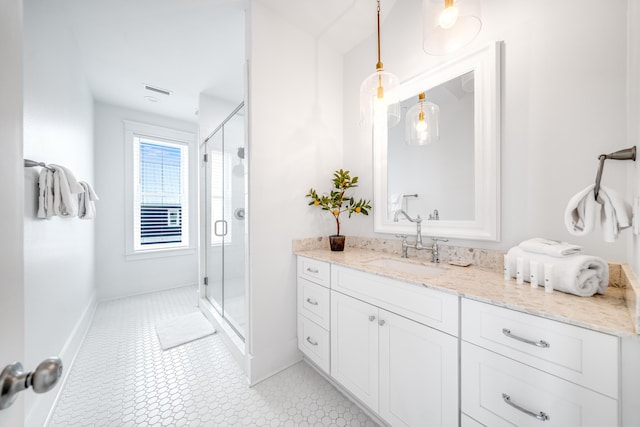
[[48, 286, 379, 427]]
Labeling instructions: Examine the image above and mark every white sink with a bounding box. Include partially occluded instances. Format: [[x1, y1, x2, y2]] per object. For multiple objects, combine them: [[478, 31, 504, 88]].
[[364, 258, 447, 279]]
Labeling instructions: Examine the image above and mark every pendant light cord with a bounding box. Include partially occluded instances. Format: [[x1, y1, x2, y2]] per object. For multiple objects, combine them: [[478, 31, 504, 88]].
[[376, 0, 383, 70]]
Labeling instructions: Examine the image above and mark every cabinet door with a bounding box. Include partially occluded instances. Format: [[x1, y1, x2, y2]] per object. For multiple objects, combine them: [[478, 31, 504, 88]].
[[331, 291, 379, 411], [379, 309, 458, 427]]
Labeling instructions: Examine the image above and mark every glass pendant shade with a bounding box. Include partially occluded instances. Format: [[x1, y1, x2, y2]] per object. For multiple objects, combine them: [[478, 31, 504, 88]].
[[360, 69, 401, 127], [405, 93, 439, 146], [422, 0, 482, 56], [360, 0, 400, 127]]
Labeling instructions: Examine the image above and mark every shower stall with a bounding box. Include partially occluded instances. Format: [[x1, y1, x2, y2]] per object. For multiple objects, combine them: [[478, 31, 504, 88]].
[[203, 102, 247, 341]]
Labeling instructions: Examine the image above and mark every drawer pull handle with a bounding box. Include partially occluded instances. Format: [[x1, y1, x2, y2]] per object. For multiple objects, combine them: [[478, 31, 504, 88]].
[[369, 315, 376, 322], [378, 319, 386, 326], [306, 298, 319, 306], [306, 267, 319, 274], [306, 336, 318, 346], [502, 328, 550, 348], [502, 393, 549, 421]]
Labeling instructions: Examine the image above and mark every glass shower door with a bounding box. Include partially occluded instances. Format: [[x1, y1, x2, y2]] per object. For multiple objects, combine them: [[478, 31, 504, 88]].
[[205, 103, 246, 340]]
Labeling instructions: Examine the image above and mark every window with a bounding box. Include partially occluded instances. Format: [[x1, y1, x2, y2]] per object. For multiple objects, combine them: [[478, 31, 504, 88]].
[[125, 121, 195, 257], [133, 137, 188, 250]]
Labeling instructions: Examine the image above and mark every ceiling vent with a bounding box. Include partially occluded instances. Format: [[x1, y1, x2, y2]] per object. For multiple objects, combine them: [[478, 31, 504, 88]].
[[144, 84, 172, 96]]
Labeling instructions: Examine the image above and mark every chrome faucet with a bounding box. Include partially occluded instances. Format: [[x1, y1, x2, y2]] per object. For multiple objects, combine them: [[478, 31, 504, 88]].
[[393, 210, 429, 258], [430, 237, 449, 263]]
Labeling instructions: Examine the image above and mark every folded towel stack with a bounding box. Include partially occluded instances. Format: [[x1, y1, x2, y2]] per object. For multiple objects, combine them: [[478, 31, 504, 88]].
[[506, 238, 609, 297], [565, 184, 632, 242], [37, 165, 99, 220]]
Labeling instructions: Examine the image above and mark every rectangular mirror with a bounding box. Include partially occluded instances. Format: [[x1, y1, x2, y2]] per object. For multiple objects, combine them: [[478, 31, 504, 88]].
[[373, 41, 501, 241]]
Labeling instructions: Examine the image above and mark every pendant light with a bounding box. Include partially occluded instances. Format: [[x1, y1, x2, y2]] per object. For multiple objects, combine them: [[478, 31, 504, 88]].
[[422, 0, 482, 56], [360, 0, 400, 127], [405, 92, 439, 145]]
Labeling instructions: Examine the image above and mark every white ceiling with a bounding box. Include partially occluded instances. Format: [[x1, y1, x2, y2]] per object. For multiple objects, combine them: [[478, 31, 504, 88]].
[[58, 0, 396, 123]]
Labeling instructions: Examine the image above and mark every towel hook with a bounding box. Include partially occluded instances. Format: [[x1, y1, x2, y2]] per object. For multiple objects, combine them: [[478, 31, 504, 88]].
[[593, 146, 636, 200]]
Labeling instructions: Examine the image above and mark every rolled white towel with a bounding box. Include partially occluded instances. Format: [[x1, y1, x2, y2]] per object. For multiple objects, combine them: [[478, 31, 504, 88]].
[[506, 246, 608, 297], [519, 237, 582, 257]]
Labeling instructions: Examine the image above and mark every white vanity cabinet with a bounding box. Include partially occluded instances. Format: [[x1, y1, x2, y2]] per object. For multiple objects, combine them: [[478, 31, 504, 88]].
[[461, 299, 619, 427], [296, 256, 331, 373], [330, 265, 459, 427]]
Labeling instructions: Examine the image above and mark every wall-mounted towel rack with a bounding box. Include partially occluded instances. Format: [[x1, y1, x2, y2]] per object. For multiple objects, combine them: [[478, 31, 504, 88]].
[[593, 146, 636, 199], [24, 159, 54, 171]]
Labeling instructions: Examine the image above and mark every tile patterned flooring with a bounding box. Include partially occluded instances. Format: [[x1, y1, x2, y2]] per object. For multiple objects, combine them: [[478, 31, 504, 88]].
[[48, 286, 378, 427]]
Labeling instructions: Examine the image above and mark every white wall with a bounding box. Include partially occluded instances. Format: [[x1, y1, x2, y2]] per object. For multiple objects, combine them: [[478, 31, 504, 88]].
[[344, 0, 632, 263], [0, 0, 25, 425], [247, 0, 343, 383], [22, 0, 96, 424], [629, 1, 640, 273], [94, 102, 199, 300]]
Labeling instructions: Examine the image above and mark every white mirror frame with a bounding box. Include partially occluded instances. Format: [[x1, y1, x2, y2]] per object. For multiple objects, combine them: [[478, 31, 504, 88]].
[[373, 41, 501, 241]]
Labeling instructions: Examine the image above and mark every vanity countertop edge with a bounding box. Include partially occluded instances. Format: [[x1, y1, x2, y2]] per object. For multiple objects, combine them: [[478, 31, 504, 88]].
[[295, 247, 638, 337]]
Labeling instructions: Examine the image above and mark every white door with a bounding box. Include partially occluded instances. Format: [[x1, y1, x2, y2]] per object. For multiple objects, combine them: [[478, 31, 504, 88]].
[[379, 309, 458, 427], [0, 0, 26, 424], [330, 292, 379, 411]]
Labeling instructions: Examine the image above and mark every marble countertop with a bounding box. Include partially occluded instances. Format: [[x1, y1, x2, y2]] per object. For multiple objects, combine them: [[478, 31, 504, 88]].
[[295, 247, 638, 337]]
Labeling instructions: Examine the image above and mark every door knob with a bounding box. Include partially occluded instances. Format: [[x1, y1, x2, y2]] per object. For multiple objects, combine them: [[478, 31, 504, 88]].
[[0, 357, 63, 410]]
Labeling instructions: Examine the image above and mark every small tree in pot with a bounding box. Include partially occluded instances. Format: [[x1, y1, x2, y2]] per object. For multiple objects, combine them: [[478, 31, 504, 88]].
[[306, 169, 372, 251]]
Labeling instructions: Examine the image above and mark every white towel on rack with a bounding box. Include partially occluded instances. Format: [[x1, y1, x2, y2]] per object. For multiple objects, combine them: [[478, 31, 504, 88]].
[[388, 194, 402, 218], [78, 181, 99, 219], [50, 165, 83, 217], [518, 238, 583, 257], [37, 169, 54, 219], [506, 246, 609, 297], [564, 184, 598, 236], [564, 184, 632, 242], [598, 185, 632, 242]]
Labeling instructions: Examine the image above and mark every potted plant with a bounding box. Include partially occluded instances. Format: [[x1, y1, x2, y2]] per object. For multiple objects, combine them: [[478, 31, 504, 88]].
[[306, 169, 372, 251]]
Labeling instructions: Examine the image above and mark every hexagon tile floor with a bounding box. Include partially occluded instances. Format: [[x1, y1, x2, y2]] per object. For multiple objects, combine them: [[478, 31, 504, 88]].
[[47, 286, 379, 427]]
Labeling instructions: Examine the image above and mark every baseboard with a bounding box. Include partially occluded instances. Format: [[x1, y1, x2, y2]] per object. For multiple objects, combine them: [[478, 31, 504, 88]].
[[27, 292, 97, 427], [301, 358, 390, 427], [246, 336, 302, 386], [99, 283, 198, 303]]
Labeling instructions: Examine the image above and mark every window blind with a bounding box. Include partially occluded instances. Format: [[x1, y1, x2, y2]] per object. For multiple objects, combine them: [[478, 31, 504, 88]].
[[133, 136, 189, 250]]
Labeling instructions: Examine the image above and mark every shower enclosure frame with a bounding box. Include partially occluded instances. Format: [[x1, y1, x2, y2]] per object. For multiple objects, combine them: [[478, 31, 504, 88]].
[[198, 101, 249, 358]]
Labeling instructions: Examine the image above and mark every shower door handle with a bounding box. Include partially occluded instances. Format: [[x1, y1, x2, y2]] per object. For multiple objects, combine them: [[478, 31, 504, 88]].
[[214, 220, 228, 237]]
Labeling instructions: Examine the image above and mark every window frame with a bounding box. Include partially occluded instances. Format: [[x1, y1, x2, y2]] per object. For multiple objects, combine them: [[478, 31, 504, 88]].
[[124, 120, 196, 260]]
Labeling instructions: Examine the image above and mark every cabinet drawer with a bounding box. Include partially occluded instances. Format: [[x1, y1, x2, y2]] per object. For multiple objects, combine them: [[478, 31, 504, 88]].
[[461, 342, 618, 427], [461, 414, 484, 427], [297, 278, 330, 330], [462, 298, 618, 398], [331, 265, 459, 336], [298, 314, 330, 373], [297, 256, 330, 288]]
